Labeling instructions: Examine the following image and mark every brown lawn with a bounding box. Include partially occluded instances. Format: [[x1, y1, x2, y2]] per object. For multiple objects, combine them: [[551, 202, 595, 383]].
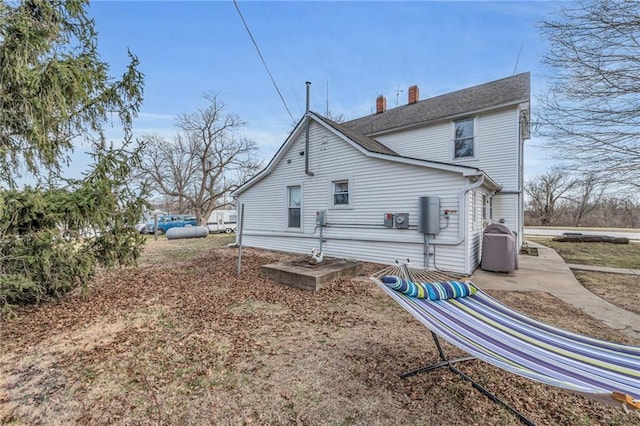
[[1, 236, 639, 425]]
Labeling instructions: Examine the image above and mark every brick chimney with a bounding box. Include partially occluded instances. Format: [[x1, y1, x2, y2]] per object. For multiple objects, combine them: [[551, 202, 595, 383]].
[[376, 95, 386, 114], [408, 85, 419, 104]]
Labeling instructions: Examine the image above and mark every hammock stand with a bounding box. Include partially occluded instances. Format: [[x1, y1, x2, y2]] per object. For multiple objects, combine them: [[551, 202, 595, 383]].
[[389, 262, 535, 426], [373, 261, 640, 422]]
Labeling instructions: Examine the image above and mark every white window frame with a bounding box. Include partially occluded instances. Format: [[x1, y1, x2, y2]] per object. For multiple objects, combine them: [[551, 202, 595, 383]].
[[453, 117, 476, 160], [286, 184, 302, 230], [328, 175, 353, 209]]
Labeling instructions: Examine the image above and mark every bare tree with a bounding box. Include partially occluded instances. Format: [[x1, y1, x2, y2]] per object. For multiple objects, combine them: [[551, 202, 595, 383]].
[[138, 94, 261, 225], [325, 110, 346, 123], [138, 134, 197, 214], [570, 173, 609, 226], [524, 169, 578, 225], [538, 0, 640, 191]]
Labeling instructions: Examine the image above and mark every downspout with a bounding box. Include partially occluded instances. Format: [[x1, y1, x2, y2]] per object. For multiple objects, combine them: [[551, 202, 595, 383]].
[[305, 81, 314, 176], [431, 174, 485, 246]]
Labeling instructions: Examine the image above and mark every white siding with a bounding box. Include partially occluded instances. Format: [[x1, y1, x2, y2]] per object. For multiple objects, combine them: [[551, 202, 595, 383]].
[[376, 106, 522, 246], [377, 107, 519, 191], [238, 121, 478, 273], [376, 122, 450, 162], [492, 193, 523, 245], [466, 189, 487, 272], [474, 109, 519, 191]]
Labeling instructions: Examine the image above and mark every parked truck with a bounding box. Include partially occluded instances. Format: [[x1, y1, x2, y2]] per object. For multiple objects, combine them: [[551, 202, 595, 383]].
[[207, 210, 237, 233], [142, 214, 196, 235]]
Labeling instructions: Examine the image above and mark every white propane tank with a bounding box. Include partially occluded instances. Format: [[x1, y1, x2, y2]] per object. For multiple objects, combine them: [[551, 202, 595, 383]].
[[166, 226, 209, 240]]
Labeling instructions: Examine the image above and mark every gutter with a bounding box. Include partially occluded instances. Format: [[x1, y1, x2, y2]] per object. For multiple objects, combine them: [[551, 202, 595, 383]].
[[431, 174, 485, 246]]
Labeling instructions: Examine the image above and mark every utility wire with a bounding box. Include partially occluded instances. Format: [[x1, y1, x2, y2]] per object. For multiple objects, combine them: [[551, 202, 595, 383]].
[[233, 0, 295, 122], [258, 1, 303, 116]]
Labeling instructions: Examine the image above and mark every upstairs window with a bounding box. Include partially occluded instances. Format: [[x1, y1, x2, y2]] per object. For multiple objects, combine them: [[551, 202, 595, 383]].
[[454, 118, 474, 159], [287, 185, 301, 228]]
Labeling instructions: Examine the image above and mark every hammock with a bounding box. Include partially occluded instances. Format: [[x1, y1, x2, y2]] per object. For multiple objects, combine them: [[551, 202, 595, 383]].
[[370, 264, 640, 424]]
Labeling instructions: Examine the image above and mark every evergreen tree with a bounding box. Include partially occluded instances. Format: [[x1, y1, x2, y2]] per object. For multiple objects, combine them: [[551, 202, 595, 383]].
[[0, 0, 147, 316]]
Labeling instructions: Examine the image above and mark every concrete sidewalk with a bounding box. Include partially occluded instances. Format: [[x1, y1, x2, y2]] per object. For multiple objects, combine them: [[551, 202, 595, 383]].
[[471, 242, 640, 340], [566, 263, 640, 276]]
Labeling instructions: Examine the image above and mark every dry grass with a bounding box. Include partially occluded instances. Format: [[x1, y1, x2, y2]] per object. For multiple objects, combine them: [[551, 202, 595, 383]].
[[528, 237, 640, 269], [575, 271, 640, 316], [528, 237, 640, 316], [1, 235, 639, 425]]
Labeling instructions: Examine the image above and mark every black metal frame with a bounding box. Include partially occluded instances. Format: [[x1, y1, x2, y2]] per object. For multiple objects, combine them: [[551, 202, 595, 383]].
[[399, 264, 536, 426]]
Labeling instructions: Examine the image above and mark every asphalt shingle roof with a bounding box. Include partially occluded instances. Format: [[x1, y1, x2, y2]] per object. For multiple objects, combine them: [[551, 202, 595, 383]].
[[343, 72, 530, 136], [312, 113, 398, 156]]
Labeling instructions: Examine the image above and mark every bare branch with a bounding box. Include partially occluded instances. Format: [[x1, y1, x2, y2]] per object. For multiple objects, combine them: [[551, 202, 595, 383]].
[[137, 94, 261, 224], [538, 0, 640, 190]]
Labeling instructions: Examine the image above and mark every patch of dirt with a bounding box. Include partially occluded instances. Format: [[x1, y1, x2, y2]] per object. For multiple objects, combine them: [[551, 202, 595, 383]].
[[1, 246, 639, 425], [520, 246, 538, 256]]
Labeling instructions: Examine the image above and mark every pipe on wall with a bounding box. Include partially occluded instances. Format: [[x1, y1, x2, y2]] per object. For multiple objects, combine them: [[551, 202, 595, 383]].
[[305, 81, 314, 177], [430, 174, 485, 246]]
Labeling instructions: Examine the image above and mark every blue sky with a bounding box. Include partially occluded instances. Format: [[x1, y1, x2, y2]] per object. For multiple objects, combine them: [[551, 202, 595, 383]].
[[83, 0, 560, 180]]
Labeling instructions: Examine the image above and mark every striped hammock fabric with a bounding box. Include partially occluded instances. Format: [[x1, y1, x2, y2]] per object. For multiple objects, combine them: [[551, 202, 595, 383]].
[[371, 272, 640, 411], [380, 276, 477, 300]]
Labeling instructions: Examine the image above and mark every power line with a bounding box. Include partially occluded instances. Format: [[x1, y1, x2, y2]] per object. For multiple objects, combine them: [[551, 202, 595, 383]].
[[233, 0, 295, 122]]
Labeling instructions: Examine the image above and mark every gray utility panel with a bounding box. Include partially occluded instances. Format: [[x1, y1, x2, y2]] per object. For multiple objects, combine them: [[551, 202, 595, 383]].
[[395, 213, 409, 229], [418, 196, 440, 235]]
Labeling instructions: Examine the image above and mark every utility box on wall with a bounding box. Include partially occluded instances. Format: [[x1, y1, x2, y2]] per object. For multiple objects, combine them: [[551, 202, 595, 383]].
[[383, 213, 394, 228], [316, 210, 327, 226], [418, 196, 441, 234], [395, 213, 409, 229]]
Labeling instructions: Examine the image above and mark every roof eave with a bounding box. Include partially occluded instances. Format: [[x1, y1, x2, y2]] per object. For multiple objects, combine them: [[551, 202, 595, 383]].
[[363, 98, 530, 138]]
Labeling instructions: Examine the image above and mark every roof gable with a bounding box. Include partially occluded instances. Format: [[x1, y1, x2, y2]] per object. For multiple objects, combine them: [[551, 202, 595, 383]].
[[232, 112, 501, 197], [343, 72, 530, 136]]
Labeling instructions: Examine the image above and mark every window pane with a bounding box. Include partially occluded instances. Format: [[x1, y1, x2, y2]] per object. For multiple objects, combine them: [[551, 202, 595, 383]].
[[334, 181, 348, 193], [455, 119, 473, 139], [288, 186, 301, 207], [454, 119, 474, 158], [334, 193, 349, 205], [288, 208, 300, 228], [333, 180, 349, 205], [482, 194, 487, 220], [455, 137, 474, 158]]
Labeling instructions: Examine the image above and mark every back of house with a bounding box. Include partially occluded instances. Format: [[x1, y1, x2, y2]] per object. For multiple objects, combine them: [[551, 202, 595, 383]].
[[232, 73, 530, 274]]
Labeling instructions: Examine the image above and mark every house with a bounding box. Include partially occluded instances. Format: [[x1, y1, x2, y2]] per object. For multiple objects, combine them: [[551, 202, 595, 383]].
[[231, 73, 530, 274]]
